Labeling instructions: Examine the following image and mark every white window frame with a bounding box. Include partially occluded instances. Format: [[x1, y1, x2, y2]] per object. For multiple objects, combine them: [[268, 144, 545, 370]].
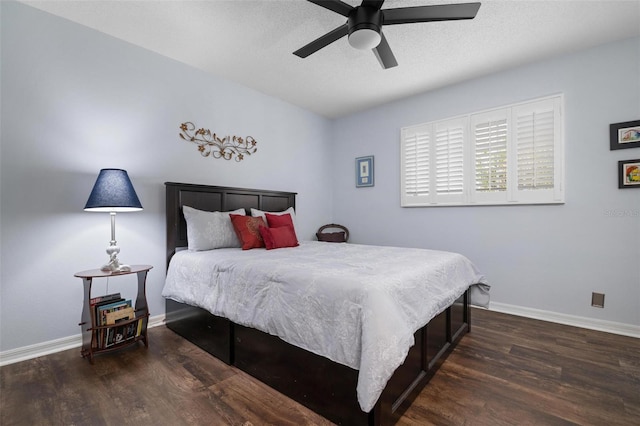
[[400, 94, 564, 207]]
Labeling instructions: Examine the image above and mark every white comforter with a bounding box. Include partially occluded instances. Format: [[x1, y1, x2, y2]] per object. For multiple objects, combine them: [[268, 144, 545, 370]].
[[162, 241, 487, 412]]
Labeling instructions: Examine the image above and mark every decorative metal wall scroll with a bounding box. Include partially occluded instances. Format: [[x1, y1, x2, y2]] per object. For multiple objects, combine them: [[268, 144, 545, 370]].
[[179, 122, 257, 162]]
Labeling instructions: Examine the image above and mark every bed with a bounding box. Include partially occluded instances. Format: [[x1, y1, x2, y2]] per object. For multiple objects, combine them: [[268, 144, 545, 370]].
[[162, 182, 488, 425]]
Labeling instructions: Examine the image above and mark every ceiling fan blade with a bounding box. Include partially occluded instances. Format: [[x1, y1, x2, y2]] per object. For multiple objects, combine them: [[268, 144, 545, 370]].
[[307, 0, 354, 17], [361, 0, 385, 10], [383, 2, 481, 25], [373, 32, 398, 69], [293, 24, 349, 58]]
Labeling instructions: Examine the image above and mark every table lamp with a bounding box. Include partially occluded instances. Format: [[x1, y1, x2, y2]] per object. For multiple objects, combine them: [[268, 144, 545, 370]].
[[84, 169, 143, 272]]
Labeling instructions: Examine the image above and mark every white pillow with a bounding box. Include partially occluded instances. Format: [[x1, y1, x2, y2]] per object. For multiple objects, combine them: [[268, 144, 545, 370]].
[[250, 207, 299, 238], [183, 206, 245, 250]]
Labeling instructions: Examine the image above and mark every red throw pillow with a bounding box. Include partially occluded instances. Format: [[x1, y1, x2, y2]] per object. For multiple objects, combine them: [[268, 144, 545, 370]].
[[259, 225, 299, 250], [230, 215, 266, 250], [265, 213, 295, 229]]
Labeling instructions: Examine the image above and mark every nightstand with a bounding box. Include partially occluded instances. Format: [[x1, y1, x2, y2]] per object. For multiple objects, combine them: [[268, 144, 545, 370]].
[[75, 265, 152, 363]]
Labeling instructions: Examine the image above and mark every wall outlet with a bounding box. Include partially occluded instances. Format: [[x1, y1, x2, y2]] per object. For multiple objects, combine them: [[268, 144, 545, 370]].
[[591, 292, 605, 308]]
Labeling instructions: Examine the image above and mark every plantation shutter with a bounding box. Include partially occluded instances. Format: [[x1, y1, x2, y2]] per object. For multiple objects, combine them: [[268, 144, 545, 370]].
[[471, 110, 509, 203], [513, 97, 562, 202], [434, 118, 465, 203], [401, 124, 430, 206]]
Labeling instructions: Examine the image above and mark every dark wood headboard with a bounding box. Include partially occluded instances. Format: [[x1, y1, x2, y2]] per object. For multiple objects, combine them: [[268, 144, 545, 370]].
[[165, 182, 297, 268]]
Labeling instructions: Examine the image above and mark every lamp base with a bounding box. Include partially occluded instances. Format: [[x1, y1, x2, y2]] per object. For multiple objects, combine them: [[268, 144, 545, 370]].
[[101, 241, 132, 273], [100, 259, 132, 273]]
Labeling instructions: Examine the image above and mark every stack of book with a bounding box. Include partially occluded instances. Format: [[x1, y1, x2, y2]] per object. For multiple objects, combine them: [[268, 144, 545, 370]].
[[90, 293, 142, 348]]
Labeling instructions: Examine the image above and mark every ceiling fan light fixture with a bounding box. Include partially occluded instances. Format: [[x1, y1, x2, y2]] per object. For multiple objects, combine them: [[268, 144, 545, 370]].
[[348, 28, 381, 50], [294, 1, 481, 69]]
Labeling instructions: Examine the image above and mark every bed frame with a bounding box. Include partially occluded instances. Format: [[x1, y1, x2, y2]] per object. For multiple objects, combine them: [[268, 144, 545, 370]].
[[164, 182, 470, 426]]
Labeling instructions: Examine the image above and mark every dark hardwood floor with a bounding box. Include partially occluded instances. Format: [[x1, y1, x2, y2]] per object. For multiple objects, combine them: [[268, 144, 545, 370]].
[[1, 308, 638, 425]]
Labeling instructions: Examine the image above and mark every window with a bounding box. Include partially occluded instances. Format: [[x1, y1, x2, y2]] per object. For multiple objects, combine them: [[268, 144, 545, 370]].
[[401, 95, 564, 207]]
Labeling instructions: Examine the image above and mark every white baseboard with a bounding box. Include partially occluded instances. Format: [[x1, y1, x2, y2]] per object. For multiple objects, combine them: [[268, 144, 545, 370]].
[[488, 302, 640, 338], [3, 306, 638, 367], [0, 314, 166, 367]]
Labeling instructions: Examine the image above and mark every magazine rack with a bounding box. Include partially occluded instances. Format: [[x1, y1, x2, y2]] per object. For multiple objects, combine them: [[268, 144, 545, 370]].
[[75, 265, 152, 363]]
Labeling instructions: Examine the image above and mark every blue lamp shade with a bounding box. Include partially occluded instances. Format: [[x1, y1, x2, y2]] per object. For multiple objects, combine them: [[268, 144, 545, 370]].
[[84, 169, 143, 212]]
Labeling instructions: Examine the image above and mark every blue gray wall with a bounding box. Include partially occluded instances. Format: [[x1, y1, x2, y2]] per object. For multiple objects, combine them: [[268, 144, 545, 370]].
[[330, 37, 640, 326], [0, 2, 333, 352]]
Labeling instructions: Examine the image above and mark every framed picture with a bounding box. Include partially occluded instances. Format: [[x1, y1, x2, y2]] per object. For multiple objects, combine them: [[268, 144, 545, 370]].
[[610, 120, 640, 150], [356, 156, 374, 187], [618, 159, 640, 189]]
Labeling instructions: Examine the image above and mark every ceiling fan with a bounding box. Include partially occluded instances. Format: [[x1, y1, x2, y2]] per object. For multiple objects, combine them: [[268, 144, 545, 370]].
[[293, 0, 481, 69]]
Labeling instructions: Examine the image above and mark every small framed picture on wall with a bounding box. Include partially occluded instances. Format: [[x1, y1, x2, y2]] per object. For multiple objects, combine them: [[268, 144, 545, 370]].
[[356, 156, 374, 188], [610, 120, 640, 150], [618, 159, 640, 189]]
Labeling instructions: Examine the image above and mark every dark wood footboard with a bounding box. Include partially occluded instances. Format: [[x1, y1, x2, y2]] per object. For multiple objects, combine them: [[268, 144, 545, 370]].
[[165, 289, 470, 426]]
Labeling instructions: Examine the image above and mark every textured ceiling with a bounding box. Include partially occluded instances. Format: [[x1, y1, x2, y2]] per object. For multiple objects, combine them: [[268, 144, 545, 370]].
[[21, 0, 640, 118]]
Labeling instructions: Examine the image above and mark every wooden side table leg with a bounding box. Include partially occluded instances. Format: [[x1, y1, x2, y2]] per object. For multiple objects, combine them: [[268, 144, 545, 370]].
[[135, 270, 150, 348], [79, 277, 94, 362]]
